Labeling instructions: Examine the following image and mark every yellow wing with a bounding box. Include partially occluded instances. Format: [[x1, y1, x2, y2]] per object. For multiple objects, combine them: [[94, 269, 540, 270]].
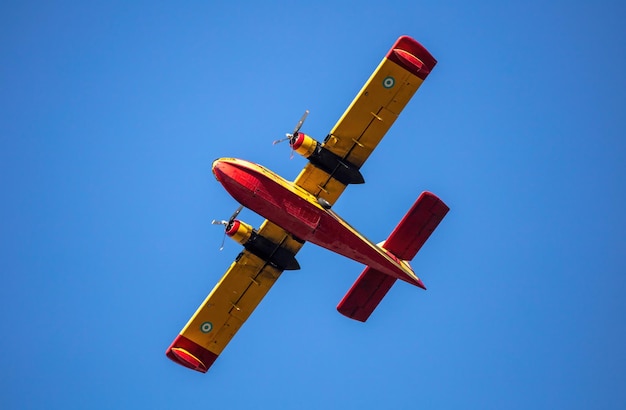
[[166, 220, 304, 372], [295, 36, 437, 204]]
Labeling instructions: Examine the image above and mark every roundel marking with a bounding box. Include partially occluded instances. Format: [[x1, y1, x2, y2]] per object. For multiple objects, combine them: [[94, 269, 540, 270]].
[[200, 321, 213, 333], [383, 76, 395, 89]]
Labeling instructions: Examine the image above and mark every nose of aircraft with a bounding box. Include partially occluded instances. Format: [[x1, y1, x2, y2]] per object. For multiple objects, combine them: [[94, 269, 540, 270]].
[[212, 158, 228, 182]]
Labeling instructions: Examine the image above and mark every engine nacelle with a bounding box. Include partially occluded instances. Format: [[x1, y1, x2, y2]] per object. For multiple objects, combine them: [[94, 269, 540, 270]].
[[225, 220, 300, 270], [291, 133, 318, 158], [226, 220, 253, 245], [291, 133, 365, 186]]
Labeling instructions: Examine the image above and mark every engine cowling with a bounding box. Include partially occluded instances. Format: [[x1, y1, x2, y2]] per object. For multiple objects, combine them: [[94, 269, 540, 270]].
[[226, 220, 253, 245], [291, 133, 318, 158]]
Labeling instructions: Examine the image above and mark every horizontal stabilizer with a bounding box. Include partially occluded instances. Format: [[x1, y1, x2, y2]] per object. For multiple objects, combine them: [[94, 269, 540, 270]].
[[336, 267, 396, 322], [337, 191, 448, 321]]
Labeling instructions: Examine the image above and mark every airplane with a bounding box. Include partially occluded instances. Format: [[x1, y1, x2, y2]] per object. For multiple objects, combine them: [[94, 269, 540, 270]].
[[166, 35, 449, 373]]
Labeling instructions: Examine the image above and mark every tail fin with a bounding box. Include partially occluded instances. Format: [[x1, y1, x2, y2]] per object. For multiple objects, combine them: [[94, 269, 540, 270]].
[[337, 192, 449, 322]]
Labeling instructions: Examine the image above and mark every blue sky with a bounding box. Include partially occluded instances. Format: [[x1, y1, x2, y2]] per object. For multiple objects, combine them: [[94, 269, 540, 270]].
[[1, 1, 625, 409]]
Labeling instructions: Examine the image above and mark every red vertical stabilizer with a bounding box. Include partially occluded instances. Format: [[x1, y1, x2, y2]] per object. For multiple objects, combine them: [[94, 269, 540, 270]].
[[337, 192, 449, 322]]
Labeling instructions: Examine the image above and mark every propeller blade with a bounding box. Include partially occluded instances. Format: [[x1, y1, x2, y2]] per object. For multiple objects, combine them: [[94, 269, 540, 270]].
[[273, 134, 291, 145], [273, 110, 309, 147], [291, 110, 309, 136], [219, 232, 226, 251], [228, 205, 244, 225]]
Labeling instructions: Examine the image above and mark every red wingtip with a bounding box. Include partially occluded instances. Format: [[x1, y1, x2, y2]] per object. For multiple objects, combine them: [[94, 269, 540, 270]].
[[415, 277, 427, 290], [168, 348, 208, 373], [166, 334, 218, 373], [386, 35, 437, 80]]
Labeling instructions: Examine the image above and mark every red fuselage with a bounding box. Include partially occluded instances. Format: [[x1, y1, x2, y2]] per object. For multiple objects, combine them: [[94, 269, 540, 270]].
[[211, 158, 424, 287]]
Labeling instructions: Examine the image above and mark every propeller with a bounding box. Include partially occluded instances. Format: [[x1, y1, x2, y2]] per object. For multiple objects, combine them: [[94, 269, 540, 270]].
[[211, 205, 244, 250], [273, 110, 310, 157]]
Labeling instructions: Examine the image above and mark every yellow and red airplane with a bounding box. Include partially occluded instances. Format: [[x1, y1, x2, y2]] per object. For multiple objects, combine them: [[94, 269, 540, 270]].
[[166, 35, 449, 373]]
